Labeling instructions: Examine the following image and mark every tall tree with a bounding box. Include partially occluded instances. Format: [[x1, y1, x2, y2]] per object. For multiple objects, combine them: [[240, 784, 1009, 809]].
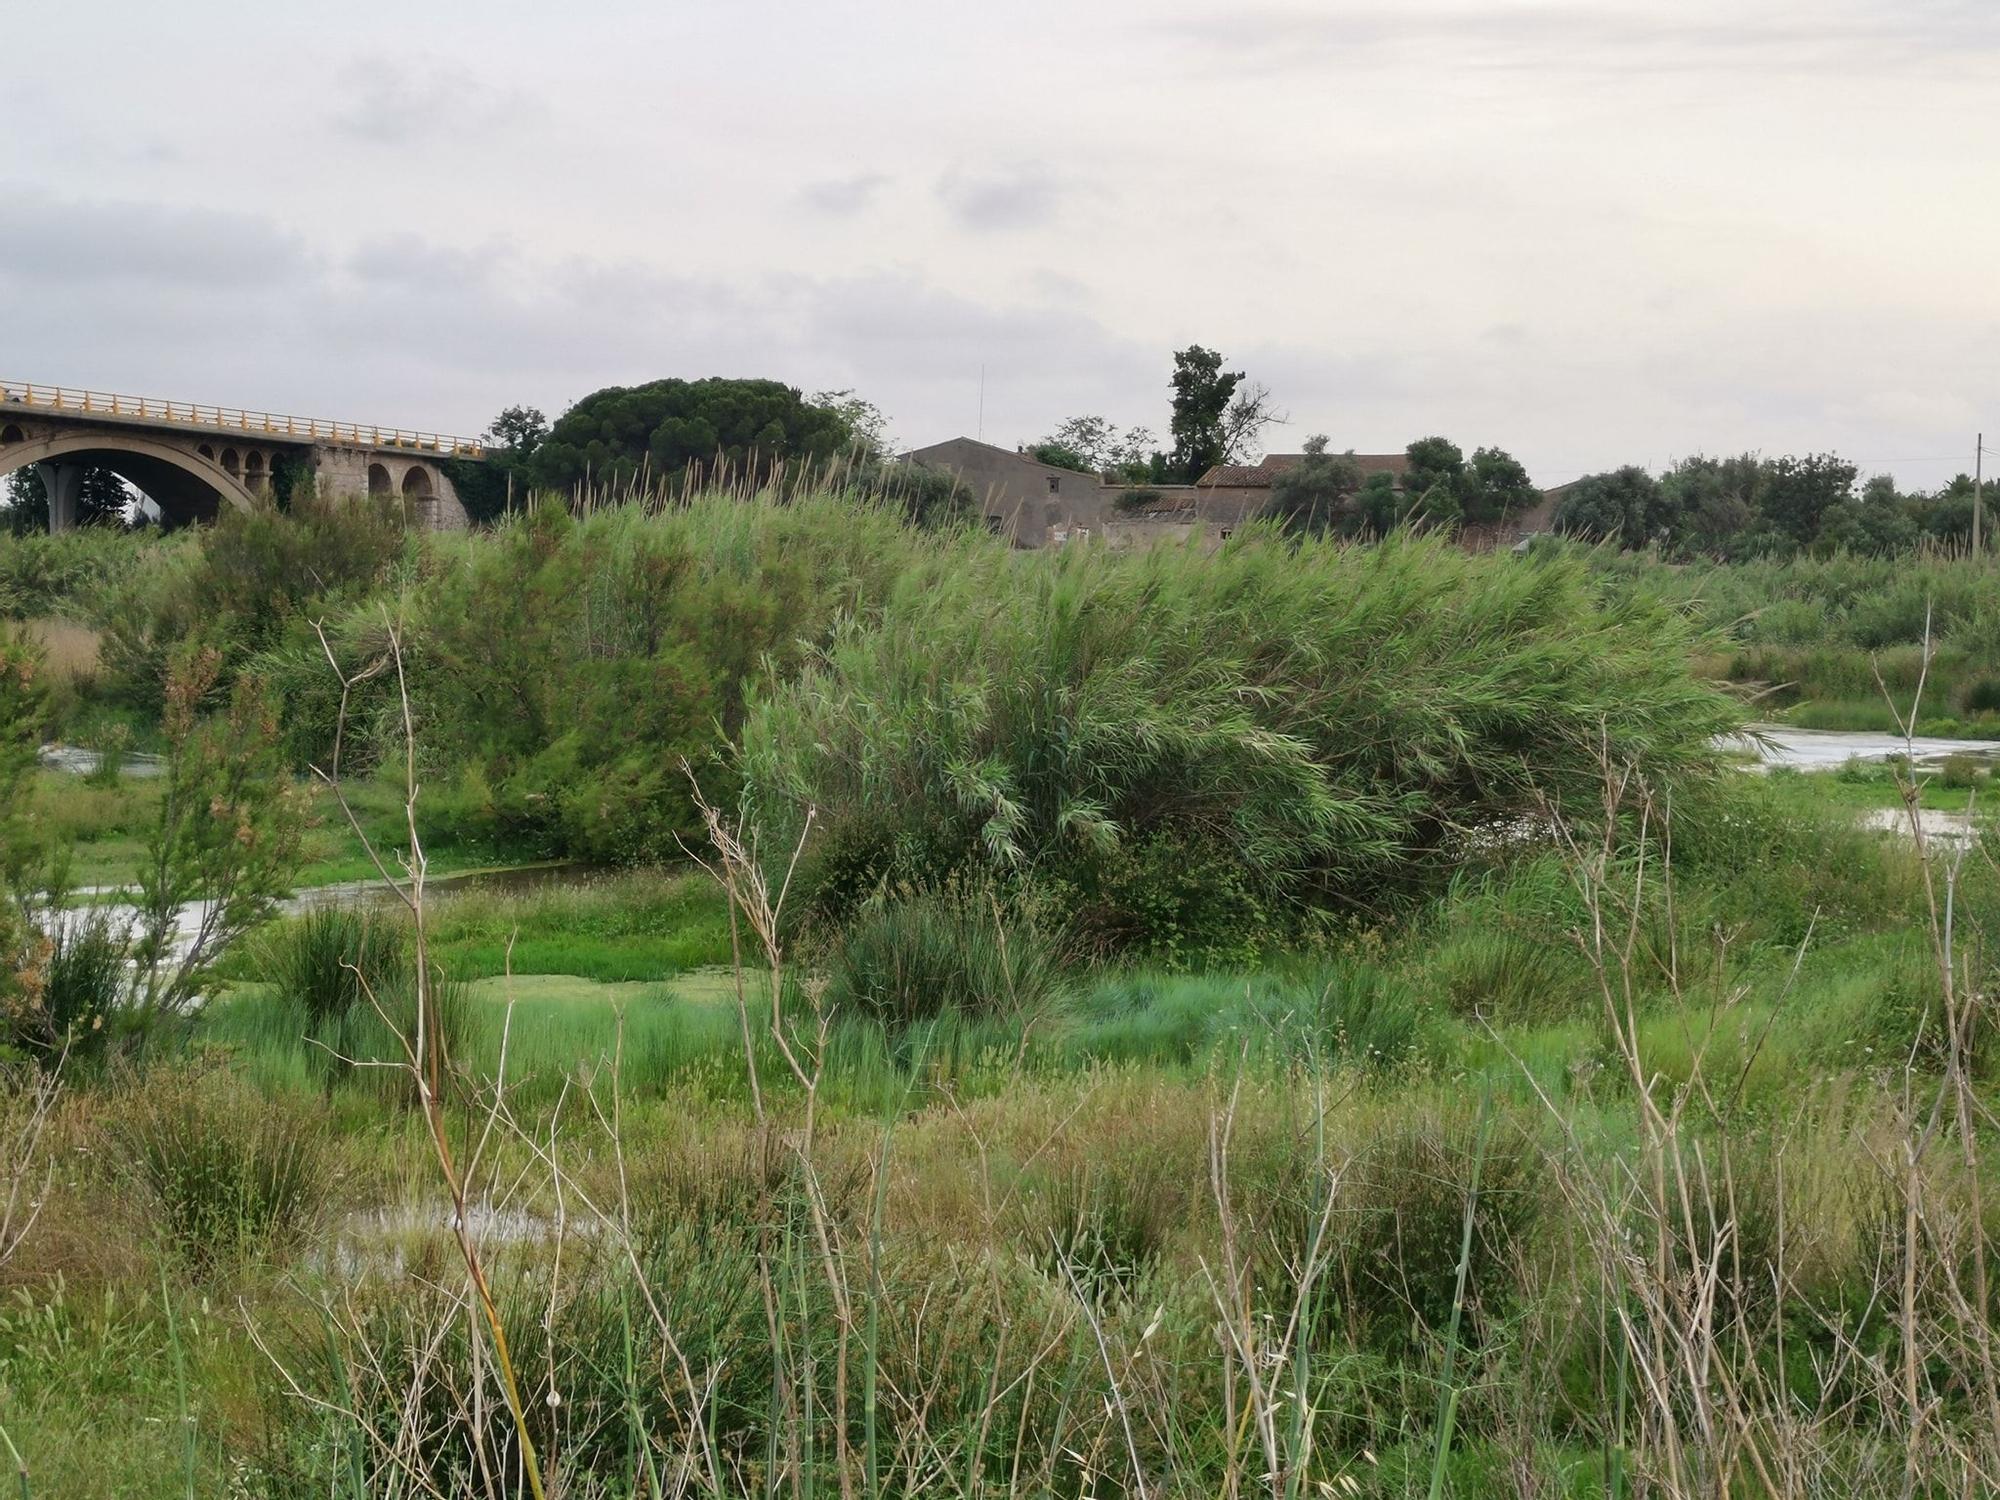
[[446, 405, 551, 523], [1402, 436, 1465, 504], [1263, 435, 1362, 534], [1660, 453, 1763, 554], [1168, 346, 1241, 483], [809, 389, 892, 458], [1552, 466, 1675, 544], [1168, 346, 1279, 482], [1461, 446, 1538, 523], [530, 378, 852, 494], [1758, 453, 1857, 545], [1029, 415, 1157, 477]]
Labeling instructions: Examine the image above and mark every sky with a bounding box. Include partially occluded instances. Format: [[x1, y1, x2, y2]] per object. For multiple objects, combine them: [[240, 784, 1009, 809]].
[[4, 0, 1998, 490]]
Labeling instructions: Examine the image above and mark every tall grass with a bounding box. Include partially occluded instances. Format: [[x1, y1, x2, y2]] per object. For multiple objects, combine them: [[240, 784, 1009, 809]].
[[821, 891, 1068, 1029], [1594, 544, 2000, 730], [109, 1071, 329, 1273]]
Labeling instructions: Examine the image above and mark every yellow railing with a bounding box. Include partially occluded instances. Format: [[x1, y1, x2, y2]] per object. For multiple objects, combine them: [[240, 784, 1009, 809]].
[[0, 379, 485, 458]]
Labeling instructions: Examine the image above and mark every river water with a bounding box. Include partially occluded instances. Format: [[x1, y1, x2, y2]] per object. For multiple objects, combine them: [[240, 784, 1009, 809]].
[[1730, 725, 2000, 772]]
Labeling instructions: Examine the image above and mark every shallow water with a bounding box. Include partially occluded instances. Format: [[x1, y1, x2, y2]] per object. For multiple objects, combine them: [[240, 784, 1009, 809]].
[[1729, 725, 2000, 772], [312, 1198, 603, 1279], [38, 742, 165, 778]]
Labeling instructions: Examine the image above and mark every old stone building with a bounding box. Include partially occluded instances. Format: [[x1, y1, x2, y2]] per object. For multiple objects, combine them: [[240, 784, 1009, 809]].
[[902, 437, 1114, 547]]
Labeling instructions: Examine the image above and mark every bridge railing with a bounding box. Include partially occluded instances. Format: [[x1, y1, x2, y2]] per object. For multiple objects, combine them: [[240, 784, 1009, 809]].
[[0, 379, 486, 458]]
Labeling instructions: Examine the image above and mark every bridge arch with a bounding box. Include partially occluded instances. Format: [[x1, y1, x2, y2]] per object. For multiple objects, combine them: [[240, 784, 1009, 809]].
[[0, 430, 259, 525]]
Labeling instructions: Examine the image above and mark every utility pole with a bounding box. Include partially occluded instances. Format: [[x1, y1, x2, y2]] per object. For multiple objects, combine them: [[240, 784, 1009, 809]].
[[1976, 433, 1984, 556]]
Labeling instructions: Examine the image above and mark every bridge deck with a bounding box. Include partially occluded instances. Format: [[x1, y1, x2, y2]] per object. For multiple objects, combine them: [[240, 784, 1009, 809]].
[[0, 379, 485, 459]]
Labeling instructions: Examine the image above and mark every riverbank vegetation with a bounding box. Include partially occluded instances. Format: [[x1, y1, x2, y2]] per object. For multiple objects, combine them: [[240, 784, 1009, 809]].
[[3, 490, 1998, 1496]]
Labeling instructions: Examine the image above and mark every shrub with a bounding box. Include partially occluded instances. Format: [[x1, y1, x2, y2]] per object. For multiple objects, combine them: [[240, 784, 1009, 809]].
[[407, 493, 933, 863], [821, 893, 1068, 1029], [28, 910, 126, 1068], [1036, 1162, 1179, 1302], [81, 722, 129, 787], [744, 532, 1741, 952], [110, 1071, 330, 1272], [1939, 753, 1984, 790], [1961, 675, 2000, 717], [96, 496, 409, 715], [0, 528, 157, 620], [1748, 596, 1828, 646]]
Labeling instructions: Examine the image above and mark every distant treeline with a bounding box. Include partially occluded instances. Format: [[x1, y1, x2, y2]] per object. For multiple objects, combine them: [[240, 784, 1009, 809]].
[[1551, 452, 1987, 557]]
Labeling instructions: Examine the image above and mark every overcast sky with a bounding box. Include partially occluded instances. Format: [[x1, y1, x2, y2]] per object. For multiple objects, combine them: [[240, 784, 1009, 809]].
[[5, 0, 1998, 488]]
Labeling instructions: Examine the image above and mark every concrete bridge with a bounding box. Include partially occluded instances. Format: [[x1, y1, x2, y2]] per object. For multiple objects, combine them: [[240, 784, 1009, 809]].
[[0, 380, 485, 531]]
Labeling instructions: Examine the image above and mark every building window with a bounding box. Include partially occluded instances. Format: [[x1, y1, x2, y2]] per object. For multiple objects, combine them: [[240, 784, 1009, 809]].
[[1046, 475, 1060, 494]]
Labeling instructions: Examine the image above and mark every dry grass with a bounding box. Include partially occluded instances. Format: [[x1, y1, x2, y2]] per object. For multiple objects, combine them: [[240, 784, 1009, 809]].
[[20, 616, 101, 686]]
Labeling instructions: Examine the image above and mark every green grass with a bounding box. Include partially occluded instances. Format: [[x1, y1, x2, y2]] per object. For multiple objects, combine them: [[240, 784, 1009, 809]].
[[421, 869, 733, 980], [1757, 760, 1988, 814], [30, 764, 548, 890]]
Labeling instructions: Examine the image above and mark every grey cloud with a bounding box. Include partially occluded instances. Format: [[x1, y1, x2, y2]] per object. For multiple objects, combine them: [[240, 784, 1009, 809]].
[[345, 236, 509, 292], [797, 173, 890, 216], [0, 189, 308, 290], [936, 167, 1067, 232], [329, 58, 536, 146]]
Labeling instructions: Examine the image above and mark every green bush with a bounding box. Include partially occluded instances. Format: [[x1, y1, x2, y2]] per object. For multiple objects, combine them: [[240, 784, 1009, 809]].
[[1962, 676, 2000, 717], [404, 493, 935, 863], [1328, 1103, 1544, 1349], [27, 910, 127, 1068], [0, 528, 158, 620], [1036, 1162, 1180, 1301], [1939, 753, 1984, 790], [745, 532, 1741, 953], [93, 494, 410, 722]]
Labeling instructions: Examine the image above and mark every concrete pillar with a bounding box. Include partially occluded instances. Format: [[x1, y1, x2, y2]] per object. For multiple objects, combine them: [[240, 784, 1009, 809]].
[[35, 461, 81, 534]]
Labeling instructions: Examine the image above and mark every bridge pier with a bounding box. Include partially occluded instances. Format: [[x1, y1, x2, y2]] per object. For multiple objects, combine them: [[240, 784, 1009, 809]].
[[34, 461, 81, 534]]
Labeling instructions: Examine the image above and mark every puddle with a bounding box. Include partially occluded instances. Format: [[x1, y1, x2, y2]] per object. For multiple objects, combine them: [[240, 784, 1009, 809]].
[[1860, 806, 1981, 846], [39, 742, 165, 778], [311, 1198, 605, 1280]]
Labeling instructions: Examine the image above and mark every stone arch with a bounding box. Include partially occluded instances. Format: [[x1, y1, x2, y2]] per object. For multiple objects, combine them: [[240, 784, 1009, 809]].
[[245, 451, 266, 488], [401, 465, 434, 499], [0, 430, 257, 523], [0, 424, 23, 446], [367, 462, 393, 496], [198, 442, 215, 460], [220, 447, 240, 476]]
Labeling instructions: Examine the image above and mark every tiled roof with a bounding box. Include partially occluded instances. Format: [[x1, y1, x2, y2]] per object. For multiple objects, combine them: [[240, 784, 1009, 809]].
[[1197, 452, 1412, 487]]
